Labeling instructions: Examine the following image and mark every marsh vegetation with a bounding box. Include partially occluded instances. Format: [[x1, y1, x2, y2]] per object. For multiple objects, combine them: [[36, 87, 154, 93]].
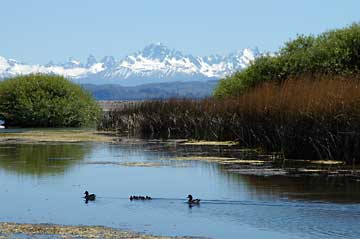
[[99, 24, 360, 164], [99, 75, 360, 164]]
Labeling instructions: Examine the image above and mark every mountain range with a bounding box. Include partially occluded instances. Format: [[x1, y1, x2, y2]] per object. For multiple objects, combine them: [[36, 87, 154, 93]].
[[0, 43, 260, 86], [82, 80, 219, 101]]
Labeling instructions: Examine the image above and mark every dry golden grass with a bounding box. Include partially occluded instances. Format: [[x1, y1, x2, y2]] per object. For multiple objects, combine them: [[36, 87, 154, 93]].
[[0, 222, 184, 239], [0, 130, 116, 143], [119, 162, 168, 167], [182, 140, 238, 146], [100, 74, 360, 163], [237, 74, 360, 116], [309, 160, 344, 165], [169, 156, 239, 162]]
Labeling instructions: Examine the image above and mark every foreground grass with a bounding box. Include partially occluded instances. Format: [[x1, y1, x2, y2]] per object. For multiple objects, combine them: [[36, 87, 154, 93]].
[[0, 222, 189, 239], [0, 129, 117, 143]]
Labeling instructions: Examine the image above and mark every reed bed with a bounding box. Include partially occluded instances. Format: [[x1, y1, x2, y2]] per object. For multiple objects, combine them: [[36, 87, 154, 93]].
[[98, 75, 360, 163]]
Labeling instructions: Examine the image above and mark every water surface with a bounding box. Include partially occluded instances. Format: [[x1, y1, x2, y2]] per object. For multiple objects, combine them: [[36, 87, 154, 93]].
[[0, 142, 359, 239]]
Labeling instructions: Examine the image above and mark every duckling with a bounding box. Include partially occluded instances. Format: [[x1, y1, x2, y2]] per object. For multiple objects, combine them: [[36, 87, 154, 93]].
[[84, 191, 96, 201], [187, 194, 200, 205], [130, 195, 152, 200]]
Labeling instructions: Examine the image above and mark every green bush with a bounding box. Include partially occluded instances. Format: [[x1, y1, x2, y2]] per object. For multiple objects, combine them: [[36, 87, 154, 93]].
[[0, 74, 100, 127], [214, 23, 360, 97]]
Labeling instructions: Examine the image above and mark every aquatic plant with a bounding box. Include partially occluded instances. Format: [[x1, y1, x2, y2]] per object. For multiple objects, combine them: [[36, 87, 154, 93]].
[[99, 74, 360, 164]]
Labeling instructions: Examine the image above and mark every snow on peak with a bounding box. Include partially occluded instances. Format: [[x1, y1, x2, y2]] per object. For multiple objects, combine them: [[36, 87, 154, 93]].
[[101, 56, 116, 68], [0, 46, 261, 85], [86, 55, 97, 68], [139, 43, 183, 60], [242, 48, 255, 59], [0, 56, 11, 72]]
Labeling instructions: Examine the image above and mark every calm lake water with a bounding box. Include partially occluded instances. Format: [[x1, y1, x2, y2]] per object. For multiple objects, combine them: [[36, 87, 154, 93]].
[[0, 141, 359, 239]]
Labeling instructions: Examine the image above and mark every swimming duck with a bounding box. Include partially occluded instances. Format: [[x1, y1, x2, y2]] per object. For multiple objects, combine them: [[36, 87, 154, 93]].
[[129, 195, 152, 200], [84, 191, 96, 201], [187, 194, 200, 204]]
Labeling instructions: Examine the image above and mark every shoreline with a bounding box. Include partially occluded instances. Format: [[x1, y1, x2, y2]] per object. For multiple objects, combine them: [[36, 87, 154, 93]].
[[0, 129, 118, 143], [0, 222, 192, 239], [0, 129, 359, 181]]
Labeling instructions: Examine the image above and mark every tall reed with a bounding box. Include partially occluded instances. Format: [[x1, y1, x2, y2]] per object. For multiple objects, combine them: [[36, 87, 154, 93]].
[[99, 75, 360, 163]]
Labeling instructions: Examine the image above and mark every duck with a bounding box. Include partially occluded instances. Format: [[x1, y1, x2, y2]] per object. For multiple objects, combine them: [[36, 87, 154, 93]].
[[129, 195, 152, 200], [84, 191, 96, 201], [187, 194, 200, 205]]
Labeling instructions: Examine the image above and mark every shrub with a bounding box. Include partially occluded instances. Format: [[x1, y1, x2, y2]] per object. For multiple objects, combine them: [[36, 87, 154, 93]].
[[214, 23, 360, 97], [0, 74, 100, 127]]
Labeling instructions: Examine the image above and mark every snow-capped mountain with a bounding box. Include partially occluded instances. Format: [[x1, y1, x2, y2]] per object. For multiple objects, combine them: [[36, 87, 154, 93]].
[[0, 43, 260, 86]]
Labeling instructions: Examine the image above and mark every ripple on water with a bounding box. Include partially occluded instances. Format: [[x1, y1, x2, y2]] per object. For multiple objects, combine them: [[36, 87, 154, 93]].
[[0, 141, 360, 239]]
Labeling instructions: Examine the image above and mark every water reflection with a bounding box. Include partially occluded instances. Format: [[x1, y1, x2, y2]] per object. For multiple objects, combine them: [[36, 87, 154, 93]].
[[236, 173, 360, 203], [0, 143, 91, 177], [133, 141, 360, 203], [0, 141, 359, 239]]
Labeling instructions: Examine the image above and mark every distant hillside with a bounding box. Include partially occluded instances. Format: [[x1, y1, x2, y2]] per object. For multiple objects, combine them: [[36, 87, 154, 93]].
[[83, 80, 218, 100]]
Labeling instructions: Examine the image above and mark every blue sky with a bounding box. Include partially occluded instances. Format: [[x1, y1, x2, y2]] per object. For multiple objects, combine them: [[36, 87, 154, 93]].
[[1, 0, 359, 64]]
